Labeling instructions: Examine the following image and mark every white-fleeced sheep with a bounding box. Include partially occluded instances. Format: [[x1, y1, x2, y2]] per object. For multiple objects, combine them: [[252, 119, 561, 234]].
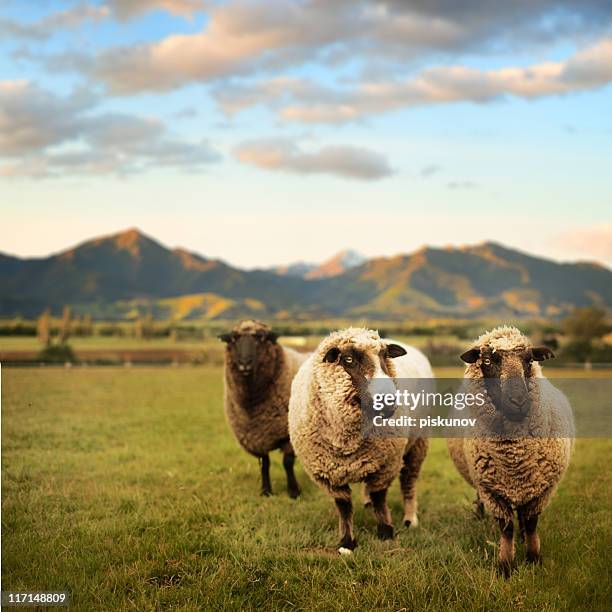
[[447, 325, 574, 576], [220, 319, 308, 498], [289, 327, 432, 553]]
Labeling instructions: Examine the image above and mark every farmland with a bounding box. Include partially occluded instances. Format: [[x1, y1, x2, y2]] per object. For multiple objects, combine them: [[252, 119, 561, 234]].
[[2, 366, 610, 610]]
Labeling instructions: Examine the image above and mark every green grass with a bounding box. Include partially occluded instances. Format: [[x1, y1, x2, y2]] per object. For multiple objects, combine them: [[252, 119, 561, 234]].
[[0, 336, 209, 351], [2, 368, 611, 611], [0, 333, 460, 353]]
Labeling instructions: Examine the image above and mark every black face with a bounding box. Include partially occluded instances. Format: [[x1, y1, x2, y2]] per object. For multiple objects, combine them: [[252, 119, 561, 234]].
[[460, 345, 555, 421], [219, 330, 278, 376]]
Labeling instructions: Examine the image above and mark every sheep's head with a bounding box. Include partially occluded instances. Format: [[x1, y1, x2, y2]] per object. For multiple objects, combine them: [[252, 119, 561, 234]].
[[460, 326, 554, 422], [317, 328, 407, 412], [218, 319, 279, 378]]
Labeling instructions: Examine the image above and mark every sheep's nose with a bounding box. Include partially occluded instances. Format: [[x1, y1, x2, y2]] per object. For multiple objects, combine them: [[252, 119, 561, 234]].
[[507, 388, 528, 408], [368, 376, 397, 399], [238, 362, 253, 374]]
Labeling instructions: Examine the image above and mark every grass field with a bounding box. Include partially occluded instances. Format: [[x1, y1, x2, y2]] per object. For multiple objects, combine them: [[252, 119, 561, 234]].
[[0, 334, 461, 353], [2, 367, 611, 610]]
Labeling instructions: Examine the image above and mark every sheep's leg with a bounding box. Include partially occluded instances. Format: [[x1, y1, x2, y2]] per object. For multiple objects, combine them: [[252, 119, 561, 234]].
[[400, 438, 428, 527], [331, 485, 356, 553], [280, 440, 300, 498], [518, 507, 541, 565], [481, 489, 515, 576], [496, 517, 515, 578], [367, 487, 394, 540], [282, 451, 301, 499], [259, 454, 272, 496]]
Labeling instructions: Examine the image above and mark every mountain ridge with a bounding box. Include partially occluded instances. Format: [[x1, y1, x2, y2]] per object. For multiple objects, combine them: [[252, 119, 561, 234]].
[[1, 229, 610, 319]]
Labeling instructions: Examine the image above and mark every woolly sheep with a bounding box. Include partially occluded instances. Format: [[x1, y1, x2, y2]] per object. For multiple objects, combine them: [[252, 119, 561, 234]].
[[447, 325, 574, 576], [288, 327, 432, 553], [220, 320, 308, 498]]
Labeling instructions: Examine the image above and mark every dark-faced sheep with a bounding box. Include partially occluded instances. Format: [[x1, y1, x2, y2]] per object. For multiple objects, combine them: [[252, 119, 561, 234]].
[[447, 325, 574, 576], [219, 320, 308, 498], [289, 327, 432, 553]]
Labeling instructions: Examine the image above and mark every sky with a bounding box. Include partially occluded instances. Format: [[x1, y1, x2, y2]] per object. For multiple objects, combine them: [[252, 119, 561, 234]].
[[1, 0, 611, 269]]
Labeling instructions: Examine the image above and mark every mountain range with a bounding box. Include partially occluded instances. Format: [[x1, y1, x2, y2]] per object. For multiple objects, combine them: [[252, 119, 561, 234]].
[[271, 249, 366, 279], [1, 228, 610, 320]]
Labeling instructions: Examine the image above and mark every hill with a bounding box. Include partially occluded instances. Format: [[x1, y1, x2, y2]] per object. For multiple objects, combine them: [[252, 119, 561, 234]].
[[0, 229, 319, 318], [1, 229, 610, 319]]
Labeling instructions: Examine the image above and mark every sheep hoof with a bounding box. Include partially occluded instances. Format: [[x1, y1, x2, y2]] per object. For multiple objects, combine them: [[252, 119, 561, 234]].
[[526, 551, 542, 565], [288, 486, 301, 499], [363, 500, 372, 508], [377, 524, 394, 540], [338, 537, 357, 553], [261, 489, 272, 497], [404, 514, 418, 528], [497, 560, 513, 579]]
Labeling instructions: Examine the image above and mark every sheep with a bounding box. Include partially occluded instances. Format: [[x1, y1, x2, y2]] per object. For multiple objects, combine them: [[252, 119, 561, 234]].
[[219, 319, 308, 498], [288, 327, 432, 553], [447, 325, 574, 576]]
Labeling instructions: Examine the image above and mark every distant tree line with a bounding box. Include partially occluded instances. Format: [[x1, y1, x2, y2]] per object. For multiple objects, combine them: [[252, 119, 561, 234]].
[[1, 306, 610, 364]]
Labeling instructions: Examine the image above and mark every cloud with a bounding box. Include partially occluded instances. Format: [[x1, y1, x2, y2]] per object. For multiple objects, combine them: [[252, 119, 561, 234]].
[[0, 81, 220, 178], [90, 1, 364, 93], [108, 0, 207, 19], [447, 180, 477, 190], [420, 165, 441, 178], [0, 4, 110, 40], [84, 0, 612, 94], [552, 223, 612, 266], [239, 36, 612, 123], [0, 0, 207, 38], [0, 81, 96, 154], [234, 138, 393, 180], [173, 106, 199, 118]]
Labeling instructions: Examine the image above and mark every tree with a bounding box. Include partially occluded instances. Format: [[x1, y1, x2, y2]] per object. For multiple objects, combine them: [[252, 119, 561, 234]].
[[59, 306, 72, 345], [82, 314, 93, 337], [143, 310, 154, 340], [169, 316, 178, 343], [134, 317, 144, 340], [37, 309, 51, 347], [72, 314, 82, 335], [563, 307, 607, 341]]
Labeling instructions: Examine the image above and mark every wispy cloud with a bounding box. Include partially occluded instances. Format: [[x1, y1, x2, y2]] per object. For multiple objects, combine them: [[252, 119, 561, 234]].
[[77, 0, 612, 94], [0, 81, 220, 178], [223, 37, 612, 123], [447, 181, 477, 190], [234, 138, 393, 180], [420, 165, 441, 178], [0, 4, 110, 40], [108, 0, 207, 20]]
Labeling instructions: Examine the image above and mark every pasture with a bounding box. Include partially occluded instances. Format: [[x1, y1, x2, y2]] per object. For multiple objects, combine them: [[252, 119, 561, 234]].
[[2, 366, 611, 610]]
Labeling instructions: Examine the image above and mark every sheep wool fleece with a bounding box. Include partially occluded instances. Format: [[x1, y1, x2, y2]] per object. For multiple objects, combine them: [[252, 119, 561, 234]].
[[447, 326, 574, 520], [223, 320, 308, 457], [289, 328, 428, 495]]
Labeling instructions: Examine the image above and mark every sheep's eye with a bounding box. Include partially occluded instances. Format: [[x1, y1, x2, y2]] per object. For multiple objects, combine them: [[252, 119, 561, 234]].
[[483, 358, 491, 366], [343, 355, 353, 365]]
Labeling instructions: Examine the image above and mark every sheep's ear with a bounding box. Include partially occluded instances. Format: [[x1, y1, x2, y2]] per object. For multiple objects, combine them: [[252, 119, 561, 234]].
[[531, 346, 555, 361], [266, 331, 279, 344], [460, 348, 480, 363], [218, 332, 234, 343], [323, 347, 340, 363], [386, 343, 407, 358]]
